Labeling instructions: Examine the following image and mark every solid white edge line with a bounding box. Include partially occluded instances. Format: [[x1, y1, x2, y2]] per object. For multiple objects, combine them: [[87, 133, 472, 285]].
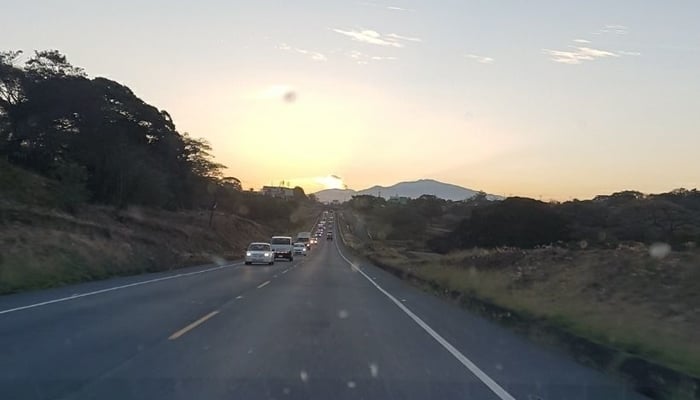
[[0, 262, 243, 315], [334, 238, 516, 400]]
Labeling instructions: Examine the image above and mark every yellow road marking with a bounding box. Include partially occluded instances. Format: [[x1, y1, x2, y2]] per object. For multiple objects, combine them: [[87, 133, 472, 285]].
[[168, 311, 219, 340]]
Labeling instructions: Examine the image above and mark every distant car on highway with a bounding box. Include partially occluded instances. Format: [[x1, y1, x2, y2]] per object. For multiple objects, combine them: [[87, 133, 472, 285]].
[[245, 242, 274, 265], [326, 232, 333, 241], [270, 236, 294, 261], [293, 242, 307, 256]]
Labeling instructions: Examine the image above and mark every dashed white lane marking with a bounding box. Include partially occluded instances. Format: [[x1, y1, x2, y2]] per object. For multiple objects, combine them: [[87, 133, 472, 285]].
[[0, 263, 243, 315], [257, 280, 271, 289], [334, 240, 516, 400], [235, 295, 244, 300], [282, 269, 289, 274], [168, 310, 219, 340]]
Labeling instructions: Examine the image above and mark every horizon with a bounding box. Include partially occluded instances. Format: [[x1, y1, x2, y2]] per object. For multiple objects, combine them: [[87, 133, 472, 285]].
[[300, 177, 697, 202], [5, 1, 699, 200]]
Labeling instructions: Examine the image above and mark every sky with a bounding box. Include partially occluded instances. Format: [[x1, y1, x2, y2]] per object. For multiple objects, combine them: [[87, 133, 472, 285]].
[[3, 0, 700, 199]]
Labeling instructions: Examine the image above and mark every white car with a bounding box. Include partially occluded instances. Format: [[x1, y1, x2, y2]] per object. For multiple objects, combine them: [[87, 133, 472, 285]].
[[245, 242, 274, 265], [293, 242, 307, 256]]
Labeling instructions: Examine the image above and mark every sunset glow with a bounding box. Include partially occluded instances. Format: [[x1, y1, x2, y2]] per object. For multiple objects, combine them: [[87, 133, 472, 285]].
[[8, 1, 697, 199]]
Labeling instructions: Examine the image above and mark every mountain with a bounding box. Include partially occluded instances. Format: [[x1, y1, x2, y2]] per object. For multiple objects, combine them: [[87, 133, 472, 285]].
[[312, 188, 356, 203], [313, 179, 502, 203]]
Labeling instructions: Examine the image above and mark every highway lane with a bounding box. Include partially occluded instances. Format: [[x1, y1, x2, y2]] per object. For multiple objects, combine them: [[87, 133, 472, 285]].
[[0, 230, 645, 399]]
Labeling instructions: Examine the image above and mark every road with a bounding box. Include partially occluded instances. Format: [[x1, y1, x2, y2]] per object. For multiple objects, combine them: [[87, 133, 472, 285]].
[[0, 227, 645, 400]]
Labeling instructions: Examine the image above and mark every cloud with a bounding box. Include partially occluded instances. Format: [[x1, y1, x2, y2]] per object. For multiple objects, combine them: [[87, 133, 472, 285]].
[[465, 54, 494, 64], [278, 43, 327, 62], [332, 28, 421, 47], [593, 24, 629, 35], [544, 35, 641, 65], [358, 2, 415, 12], [346, 50, 397, 64], [543, 46, 618, 64], [386, 5, 414, 11], [385, 33, 422, 42]]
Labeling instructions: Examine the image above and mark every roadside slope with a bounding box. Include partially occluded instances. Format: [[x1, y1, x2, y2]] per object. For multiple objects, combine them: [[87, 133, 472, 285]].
[[0, 162, 317, 294]]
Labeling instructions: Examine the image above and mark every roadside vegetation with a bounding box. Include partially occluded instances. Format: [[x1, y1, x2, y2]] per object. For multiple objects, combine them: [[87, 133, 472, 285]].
[[0, 50, 317, 293], [341, 191, 700, 398]]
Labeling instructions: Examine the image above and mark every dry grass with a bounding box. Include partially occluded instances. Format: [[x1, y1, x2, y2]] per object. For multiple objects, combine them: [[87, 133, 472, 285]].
[[358, 241, 700, 379], [0, 202, 317, 294]]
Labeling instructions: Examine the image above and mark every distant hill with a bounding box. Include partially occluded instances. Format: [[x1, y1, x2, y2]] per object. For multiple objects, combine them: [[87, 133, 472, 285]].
[[313, 179, 501, 203], [312, 188, 356, 203]]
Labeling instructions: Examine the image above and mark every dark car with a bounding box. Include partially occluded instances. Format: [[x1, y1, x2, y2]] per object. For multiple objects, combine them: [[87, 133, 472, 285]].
[[326, 232, 333, 240]]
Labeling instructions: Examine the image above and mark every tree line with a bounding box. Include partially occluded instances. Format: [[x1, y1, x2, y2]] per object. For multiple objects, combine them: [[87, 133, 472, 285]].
[[0, 49, 313, 219], [0, 50, 228, 209], [345, 189, 700, 252]]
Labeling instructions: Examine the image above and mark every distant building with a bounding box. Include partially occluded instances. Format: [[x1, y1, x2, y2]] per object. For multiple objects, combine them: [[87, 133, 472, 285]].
[[261, 186, 295, 199], [388, 195, 410, 205]]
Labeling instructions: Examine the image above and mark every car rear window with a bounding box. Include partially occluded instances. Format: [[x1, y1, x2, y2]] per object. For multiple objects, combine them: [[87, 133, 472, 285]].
[[271, 238, 291, 245], [248, 244, 270, 251]]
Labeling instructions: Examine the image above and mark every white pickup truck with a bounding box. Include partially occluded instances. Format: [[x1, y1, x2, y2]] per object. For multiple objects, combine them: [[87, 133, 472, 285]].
[[270, 236, 294, 261]]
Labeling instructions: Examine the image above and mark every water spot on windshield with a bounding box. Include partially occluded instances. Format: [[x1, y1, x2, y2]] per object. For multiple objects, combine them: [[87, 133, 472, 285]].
[[299, 370, 309, 383], [347, 381, 357, 389], [284, 91, 297, 103], [579, 240, 588, 249], [649, 242, 671, 259], [338, 309, 349, 319], [210, 255, 226, 266], [495, 363, 503, 371], [237, 205, 249, 215], [283, 387, 291, 395], [369, 363, 379, 378]]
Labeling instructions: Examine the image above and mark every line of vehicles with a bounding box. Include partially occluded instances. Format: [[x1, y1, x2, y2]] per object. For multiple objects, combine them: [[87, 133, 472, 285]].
[[244, 211, 335, 265]]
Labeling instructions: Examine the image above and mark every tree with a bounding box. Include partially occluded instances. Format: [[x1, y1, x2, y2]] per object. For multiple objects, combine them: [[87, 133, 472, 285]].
[[0, 49, 226, 209], [222, 176, 242, 191], [433, 197, 571, 251], [25, 50, 85, 79], [293, 186, 307, 201]]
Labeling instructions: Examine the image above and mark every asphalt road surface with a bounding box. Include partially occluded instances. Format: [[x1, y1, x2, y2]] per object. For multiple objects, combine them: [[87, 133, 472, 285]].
[[0, 229, 645, 400]]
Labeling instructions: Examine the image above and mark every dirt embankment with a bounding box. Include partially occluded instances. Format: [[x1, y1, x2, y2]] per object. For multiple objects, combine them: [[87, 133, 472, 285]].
[[338, 212, 700, 400], [0, 202, 316, 294]]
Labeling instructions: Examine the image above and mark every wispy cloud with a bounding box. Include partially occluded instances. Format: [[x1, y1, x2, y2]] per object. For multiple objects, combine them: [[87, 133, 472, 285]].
[[618, 50, 641, 56], [386, 5, 414, 12], [332, 28, 421, 48], [385, 33, 422, 42], [465, 54, 494, 64], [278, 43, 327, 62], [543, 46, 618, 64], [593, 24, 629, 35], [358, 2, 415, 12], [347, 50, 397, 65], [543, 36, 640, 65]]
